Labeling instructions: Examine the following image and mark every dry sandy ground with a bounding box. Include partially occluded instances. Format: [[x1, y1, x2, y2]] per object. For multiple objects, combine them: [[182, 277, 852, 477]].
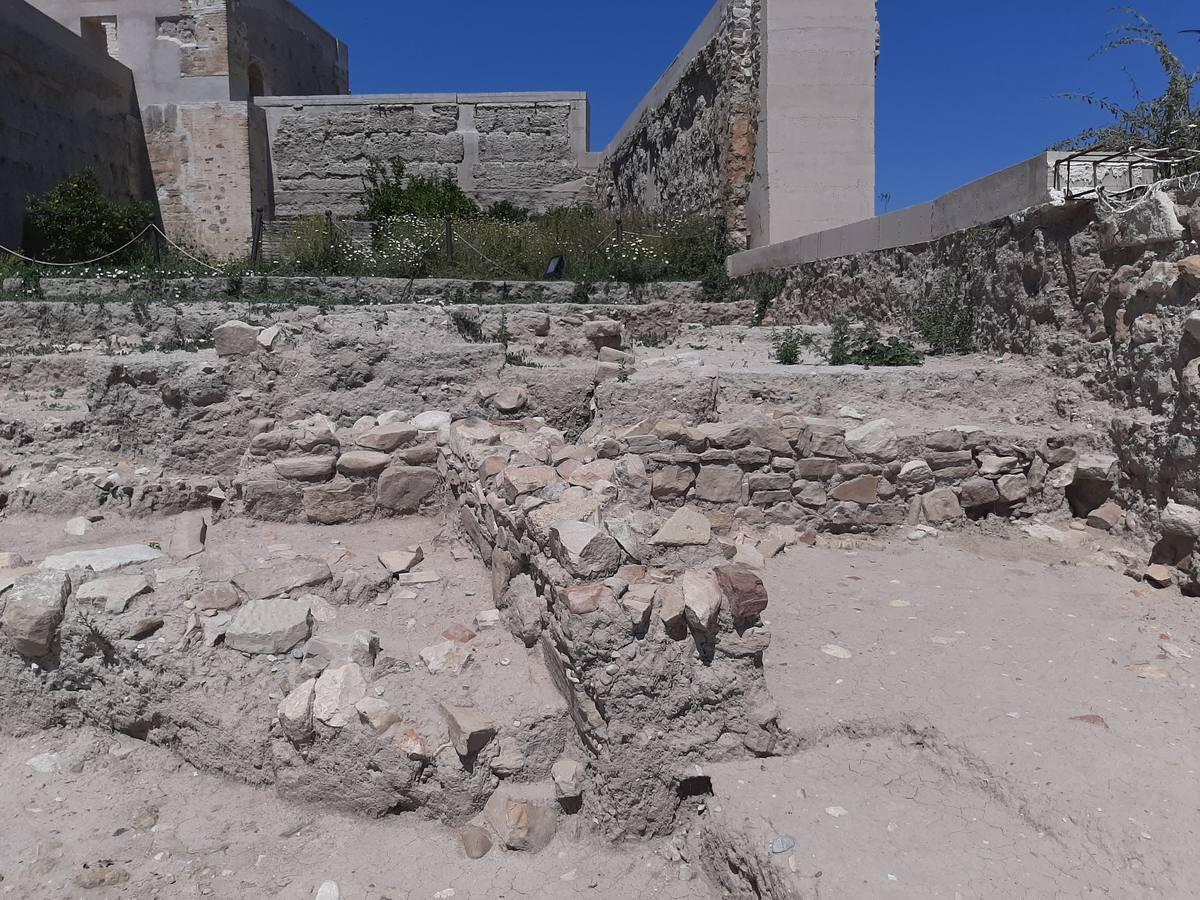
[[0, 729, 698, 900], [704, 526, 1200, 898]]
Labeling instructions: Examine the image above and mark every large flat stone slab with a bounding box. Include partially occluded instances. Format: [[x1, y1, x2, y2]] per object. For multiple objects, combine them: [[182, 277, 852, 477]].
[[232, 557, 332, 601], [40, 545, 163, 574], [224, 597, 312, 655]]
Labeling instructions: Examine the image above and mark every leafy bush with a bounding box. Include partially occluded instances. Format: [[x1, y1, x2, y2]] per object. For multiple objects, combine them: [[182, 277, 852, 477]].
[[282, 215, 342, 272], [914, 269, 976, 355], [1059, 10, 1199, 154], [278, 205, 731, 284], [487, 201, 531, 223], [362, 157, 480, 221], [829, 318, 923, 367], [772, 327, 807, 365], [22, 171, 156, 264]]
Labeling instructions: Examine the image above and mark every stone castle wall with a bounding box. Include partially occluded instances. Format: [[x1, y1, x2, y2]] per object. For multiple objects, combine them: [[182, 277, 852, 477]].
[[0, 1, 158, 250], [142, 101, 258, 259], [257, 94, 597, 219], [597, 0, 760, 247]]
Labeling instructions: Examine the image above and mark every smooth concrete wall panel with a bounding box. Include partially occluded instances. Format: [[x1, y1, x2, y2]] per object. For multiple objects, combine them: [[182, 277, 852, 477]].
[[756, 0, 876, 246], [0, 0, 157, 249], [930, 155, 1047, 238], [728, 151, 1069, 277]]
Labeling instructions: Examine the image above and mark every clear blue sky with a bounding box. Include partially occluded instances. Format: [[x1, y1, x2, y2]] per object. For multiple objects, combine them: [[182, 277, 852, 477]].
[[296, 0, 1198, 212]]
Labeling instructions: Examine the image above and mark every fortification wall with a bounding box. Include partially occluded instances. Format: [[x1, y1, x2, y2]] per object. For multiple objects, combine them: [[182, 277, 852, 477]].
[[257, 93, 597, 219], [228, 0, 349, 100], [0, 0, 157, 250], [142, 101, 257, 258], [597, 0, 760, 247]]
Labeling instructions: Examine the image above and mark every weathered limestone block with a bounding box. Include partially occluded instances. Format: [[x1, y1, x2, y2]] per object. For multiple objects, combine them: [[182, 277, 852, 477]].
[[232, 558, 331, 601], [213, 320, 261, 357], [549, 521, 622, 579], [304, 477, 375, 524], [794, 458, 838, 480], [500, 466, 560, 503], [845, 418, 898, 462], [1161, 501, 1200, 541], [997, 474, 1030, 504], [922, 488, 964, 524], [225, 598, 312, 655], [1098, 188, 1186, 250], [680, 569, 722, 634], [897, 460, 936, 494], [649, 507, 712, 546], [715, 563, 768, 622], [75, 574, 151, 614], [313, 663, 368, 728], [273, 456, 338, 482], [694, 466, 744, 503], [191, 582, 241, 611], [960, 477, 1000, 508], [493, 386, 529, 414], [336, 451, 391, 478], [243, 479, 304, 520], [502, 574, 547, 646], [377, 465, 440, 513], [357, 423, 417, 452], [278, 678, 317, 743], [442, 705, 497, 757], [1, 571, 71, 656], [652, 465, 696, 500], [829, 475, 879, 504], [166, 510, 207, 560]]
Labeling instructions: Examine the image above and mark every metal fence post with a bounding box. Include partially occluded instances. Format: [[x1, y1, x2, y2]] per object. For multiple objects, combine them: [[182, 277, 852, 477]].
[[444, 218, 454, 261]]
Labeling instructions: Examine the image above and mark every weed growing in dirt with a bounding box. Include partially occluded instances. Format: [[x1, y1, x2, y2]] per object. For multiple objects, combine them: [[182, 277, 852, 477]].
[[505, 351, 541, 367], [829, 318, 924, 367], [772, 327, 808, 365]]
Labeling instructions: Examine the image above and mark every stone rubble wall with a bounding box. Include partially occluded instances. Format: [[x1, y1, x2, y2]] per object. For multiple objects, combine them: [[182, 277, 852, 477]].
[[141, 101, 260, 259], [220, 402, 1115, 833], [748, 179, 1200, 544], [597, 0, 759, 247], [256, 94, 596, 219]]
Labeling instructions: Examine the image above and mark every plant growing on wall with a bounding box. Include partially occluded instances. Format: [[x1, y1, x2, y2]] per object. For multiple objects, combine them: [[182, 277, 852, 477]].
[[1059, 9, 1199, 153], [22, 171, 156, 264], [361, 157, 480, 221]]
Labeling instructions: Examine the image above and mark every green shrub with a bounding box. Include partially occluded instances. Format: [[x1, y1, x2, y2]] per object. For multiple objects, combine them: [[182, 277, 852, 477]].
[[1058, 10, 1199, 156], [772, 327, 805, 365], [914, 269, 976, 355], [487, 201, 531, 223], [282, 215, 342, 273], [362, 157, 480, 221], [829, 318, 923, 367], [505, 350, 541, 368], [22, 171, 156, 264]]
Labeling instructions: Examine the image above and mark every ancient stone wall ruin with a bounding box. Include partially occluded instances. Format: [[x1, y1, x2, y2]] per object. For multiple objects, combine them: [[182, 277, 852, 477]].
[[257, 94, 597, 219], [750, 176, 1200, 570], [598, 0, 760, 247]]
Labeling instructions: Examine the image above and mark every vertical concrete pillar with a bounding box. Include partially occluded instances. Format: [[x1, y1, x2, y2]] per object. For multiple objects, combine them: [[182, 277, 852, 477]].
[[749, 0, 876, 247], [458, 101, 478, 193]]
